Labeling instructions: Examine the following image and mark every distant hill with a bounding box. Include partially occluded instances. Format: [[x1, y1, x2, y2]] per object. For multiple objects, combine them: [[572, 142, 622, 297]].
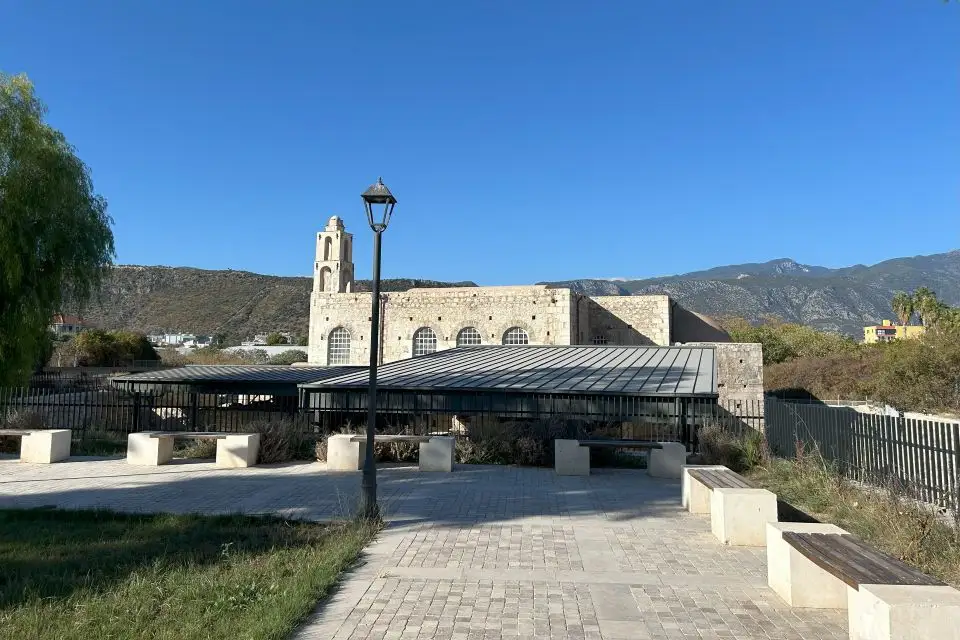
[[73, 266, 475, 342], [542, 251, 960, 336], [71, 250, 960, 341]]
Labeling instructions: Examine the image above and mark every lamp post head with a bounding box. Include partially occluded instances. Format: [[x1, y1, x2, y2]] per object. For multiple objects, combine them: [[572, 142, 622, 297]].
[[361, 177, 397, 232]]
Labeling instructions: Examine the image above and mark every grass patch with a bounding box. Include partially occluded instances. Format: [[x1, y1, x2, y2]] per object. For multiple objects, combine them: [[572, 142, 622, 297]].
[[746, 455, 960, 588], [0, 509, 379, 639]]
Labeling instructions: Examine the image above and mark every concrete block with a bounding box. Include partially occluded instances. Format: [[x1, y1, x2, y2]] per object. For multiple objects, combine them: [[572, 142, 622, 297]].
[[710, 487, 778, 546], [326, 434, 363, 471], [766, 522, 850, 608], [849, 584, 960, 640], [555, 439, 590, 476], [20, 430, 71, 463], [682, 465, 726, 513], [216, 434, 260, 468], [126, 433, 174, 466], [647, 442, 688, 479], [419, 436, 454, 472]]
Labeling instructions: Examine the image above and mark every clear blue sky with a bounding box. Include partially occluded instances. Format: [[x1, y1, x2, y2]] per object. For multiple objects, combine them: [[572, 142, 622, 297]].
[[3, 1, 958, 285]]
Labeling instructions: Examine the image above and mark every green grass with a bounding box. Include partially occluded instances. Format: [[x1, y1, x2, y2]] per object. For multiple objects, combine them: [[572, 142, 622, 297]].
[[0, 509, 379, 640], [746, 456, 960, 588]]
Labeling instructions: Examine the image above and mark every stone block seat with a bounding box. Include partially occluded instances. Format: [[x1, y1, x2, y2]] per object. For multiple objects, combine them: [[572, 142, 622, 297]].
[[554, 439, 688, 478], [0, 429, 71, 463], [767, 524, 960, 640], [683, 465, 777, 546], [326, 434, 455, 473], [126, 432, 260, 468]]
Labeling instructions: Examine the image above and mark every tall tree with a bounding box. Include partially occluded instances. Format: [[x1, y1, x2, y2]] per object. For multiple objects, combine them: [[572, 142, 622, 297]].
[[891, 291, 914, 326], [912, 287, 940, 327], [0, 73, 115, 385]]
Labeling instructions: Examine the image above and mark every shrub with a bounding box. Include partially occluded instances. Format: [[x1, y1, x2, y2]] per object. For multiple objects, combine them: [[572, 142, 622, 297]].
[[176, 438, 217, 459], [1, 408, 45, 431], [697, 422, 767, 472], [247, 417, 307, 464], [73, 330, 159, 366], [266, 349, 308, 365]]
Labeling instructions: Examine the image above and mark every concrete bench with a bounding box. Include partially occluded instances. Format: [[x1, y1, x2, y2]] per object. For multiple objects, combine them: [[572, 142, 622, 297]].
[[683, 466, 777, 546], [0, 429, 71, 463], [767, 524, 960, 639], [127, 432, 260, 468], [326, 434, 455, 472], [554, 439, 688, 478]]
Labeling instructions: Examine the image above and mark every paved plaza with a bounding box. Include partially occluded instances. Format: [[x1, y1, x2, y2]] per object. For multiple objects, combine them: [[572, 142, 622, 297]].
[[0, 456, 847, 639]]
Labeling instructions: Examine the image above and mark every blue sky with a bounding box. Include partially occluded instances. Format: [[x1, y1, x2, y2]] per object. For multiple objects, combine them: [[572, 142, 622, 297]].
[[2, 1, 958, 285]]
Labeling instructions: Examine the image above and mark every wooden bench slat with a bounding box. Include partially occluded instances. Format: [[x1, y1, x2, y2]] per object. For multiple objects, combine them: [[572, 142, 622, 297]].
[[147, 432, 232, 439], [830, 535, 945, 586], [575, 440, 664, 449], [687, 468, 754, 489], [349, 435, 434, 444], [0, 430, 32, 436], [782, 533, 944, 589]]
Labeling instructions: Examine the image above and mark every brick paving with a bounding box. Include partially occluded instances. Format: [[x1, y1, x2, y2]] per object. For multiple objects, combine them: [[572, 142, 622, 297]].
[[0, 456, 847, 638]]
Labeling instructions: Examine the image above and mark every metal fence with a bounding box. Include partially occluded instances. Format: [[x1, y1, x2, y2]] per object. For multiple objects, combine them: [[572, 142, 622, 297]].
[[765, 397, 960, 512], [0, 380, 765, 450], [0, 384, 306, 441]]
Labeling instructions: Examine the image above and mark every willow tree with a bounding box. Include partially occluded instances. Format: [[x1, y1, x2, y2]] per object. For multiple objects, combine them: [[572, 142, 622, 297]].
[[0, 73, 115, 385]]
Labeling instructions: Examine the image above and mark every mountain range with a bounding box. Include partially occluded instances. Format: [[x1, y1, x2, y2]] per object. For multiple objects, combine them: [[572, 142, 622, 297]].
[[541, 250, 960, 335], [74, 250, 960, 341]]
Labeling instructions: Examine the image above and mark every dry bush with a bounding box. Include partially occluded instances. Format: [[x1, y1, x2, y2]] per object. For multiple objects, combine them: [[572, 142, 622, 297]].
[[748, 448, 960, 587], [697, 422, 767, 472], [1, 409, 45, 431], [1, 410, 46, 454], [176, 438, 218, 459], [247, 417, 307, 464]]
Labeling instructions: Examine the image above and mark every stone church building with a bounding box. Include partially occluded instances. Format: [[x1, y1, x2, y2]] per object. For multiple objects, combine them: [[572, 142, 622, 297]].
[[307, 216, 738, 369]]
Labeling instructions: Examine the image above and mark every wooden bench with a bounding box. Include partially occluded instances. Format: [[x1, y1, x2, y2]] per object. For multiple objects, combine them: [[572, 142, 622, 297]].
[[683, 466, 777, 546], [127, 431, 260, 468], [766, 525, 960, 639], [326, 433, 455, 472], [0, 429, 71, 463], [554, 439, 687, 478]]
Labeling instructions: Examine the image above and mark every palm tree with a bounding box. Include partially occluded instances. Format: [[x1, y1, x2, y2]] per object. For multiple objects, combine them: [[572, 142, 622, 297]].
[[891, 291, 914, 326], [912, 287, 938, 326]]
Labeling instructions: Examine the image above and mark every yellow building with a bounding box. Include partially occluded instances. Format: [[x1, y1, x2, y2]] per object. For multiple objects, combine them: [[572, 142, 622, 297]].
[[863, 319, 926, 343]]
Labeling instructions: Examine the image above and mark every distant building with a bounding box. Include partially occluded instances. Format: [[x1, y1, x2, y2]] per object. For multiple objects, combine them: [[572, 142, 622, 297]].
[[148, 333, 211, 347], [863, 320, 925, 344], [50, 314, 87, 337]]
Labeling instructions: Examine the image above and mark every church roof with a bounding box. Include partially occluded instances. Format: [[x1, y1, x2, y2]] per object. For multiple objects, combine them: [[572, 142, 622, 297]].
[[300, 345, 716, 398]]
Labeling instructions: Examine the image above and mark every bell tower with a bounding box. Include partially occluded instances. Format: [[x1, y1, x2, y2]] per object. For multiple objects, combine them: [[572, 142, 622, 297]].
[[313, 216, 354, 294]]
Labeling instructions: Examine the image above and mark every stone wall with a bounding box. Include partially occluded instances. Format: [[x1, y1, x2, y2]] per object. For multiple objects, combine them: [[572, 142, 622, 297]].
[[688, 342, 764, 407], [580, 295, 671, 346], [309, 286, 575, 365]]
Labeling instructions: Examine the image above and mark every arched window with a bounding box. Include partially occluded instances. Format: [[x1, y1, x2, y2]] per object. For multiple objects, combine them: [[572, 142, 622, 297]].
[[323, 236, 333, 260], [413, 327, 438, 357], [502, 327, 529, 345], [592, 335, 609, 345], [318, 267, 332, 292], [327, 327, 351, 364], [456, 327, 482, 346]]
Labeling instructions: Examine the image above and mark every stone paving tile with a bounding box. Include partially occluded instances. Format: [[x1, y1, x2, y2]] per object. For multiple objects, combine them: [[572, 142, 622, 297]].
[[0, 457, 848, 639]]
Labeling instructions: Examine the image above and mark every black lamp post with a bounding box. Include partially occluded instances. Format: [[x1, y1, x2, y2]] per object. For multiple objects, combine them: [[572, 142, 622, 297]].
[[359, 177, 397, 520]]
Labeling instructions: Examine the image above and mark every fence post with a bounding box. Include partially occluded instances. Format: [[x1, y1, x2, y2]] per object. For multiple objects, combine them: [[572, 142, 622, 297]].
[[953, 424, 960, 515], [190, 392, 199, 432], [132, 391, 141, 433]]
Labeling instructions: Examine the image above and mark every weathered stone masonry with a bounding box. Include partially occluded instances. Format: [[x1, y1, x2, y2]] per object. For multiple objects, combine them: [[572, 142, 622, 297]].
[[306, 216, 764, 411]]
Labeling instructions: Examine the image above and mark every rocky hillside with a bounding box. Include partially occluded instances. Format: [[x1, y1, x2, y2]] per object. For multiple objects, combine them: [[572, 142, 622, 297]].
[[543, 251, 960, 336], [72, 250, 959, 341], [73, 266, 475, 342]]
